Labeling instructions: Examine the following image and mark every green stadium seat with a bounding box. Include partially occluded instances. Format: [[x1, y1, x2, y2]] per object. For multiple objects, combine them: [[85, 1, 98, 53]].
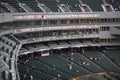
[[105, 50, 120, 65], [82, 0, 103, 11], [38, 0, 60, 12]]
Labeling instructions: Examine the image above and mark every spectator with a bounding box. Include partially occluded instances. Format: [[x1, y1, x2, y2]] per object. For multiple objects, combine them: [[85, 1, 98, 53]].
[[30, 75, 33, 80], [94, 57, 98, 61], [90, 57, 93, 60], [86, 63, 90, 66], [68, 63, 72, 69], [26, 68, 29, 73], [57, 74, 61, 80], [71, 52, 74, 55], [82, 49, 85, 54], [82, 62, 86, 65], [23, 74, 27, 80]]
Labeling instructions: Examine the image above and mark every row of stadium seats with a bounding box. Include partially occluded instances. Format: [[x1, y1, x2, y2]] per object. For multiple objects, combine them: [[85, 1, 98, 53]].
[[1, 0, 120, 13], [105, 74, 119, 80], [18, 62, 56, 80], [91, 74, 120, 80], [20, 0, 42, 12], [104, 50, 120, 66], [38, 0, 59, 12], [26, 59, 69, 79], [40, 55, 89, 76]]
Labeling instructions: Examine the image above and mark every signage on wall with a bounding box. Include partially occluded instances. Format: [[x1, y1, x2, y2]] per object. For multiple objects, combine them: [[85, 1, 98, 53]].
[[14, 14, 100, 20]]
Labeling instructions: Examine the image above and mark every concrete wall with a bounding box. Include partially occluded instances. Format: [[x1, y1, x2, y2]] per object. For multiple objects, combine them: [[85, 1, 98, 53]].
[[99, 31, 116, 38], [110, 27, 120, 35]]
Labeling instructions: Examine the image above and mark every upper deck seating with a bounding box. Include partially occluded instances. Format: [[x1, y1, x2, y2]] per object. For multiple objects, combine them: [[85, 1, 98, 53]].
[[38, 0, 59, 12], [82, 0, 103, 11], [60, 0, 82, 12], [20, 0, 42, 12], [106, 0, 120, 11], [2, 0, 25, 12], [0, 3, 10, 13]]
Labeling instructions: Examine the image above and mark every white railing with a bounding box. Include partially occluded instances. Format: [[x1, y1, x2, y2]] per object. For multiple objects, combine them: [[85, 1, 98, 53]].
[[38, 4, 52, 12], [58, 4, 71, 12], [1, 2, 18, 13], [79, 4, 92, 12], [18, 3, 34, 12]]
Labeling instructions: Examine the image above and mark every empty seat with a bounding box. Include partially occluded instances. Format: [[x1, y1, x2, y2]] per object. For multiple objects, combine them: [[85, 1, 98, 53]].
[[82, 0, 103, 11], [38, 0, 59, 12]]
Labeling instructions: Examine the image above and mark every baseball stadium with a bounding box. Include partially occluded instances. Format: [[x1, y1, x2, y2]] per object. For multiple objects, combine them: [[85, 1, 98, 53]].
[[0, 0, 120, 80]]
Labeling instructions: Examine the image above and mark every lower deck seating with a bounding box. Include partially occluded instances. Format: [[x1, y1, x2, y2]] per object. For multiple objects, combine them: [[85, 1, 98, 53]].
[[18, 55, 89, 80], [84, 50, 120, 72], [40, 55, 89, 77], [18, 49, 120, 80], [18, 62, 56, 80], [62, 53, 103, 73], [105, 50, 120, 65], [26, 59, 69, 79], [106, 74, 119, 80]]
